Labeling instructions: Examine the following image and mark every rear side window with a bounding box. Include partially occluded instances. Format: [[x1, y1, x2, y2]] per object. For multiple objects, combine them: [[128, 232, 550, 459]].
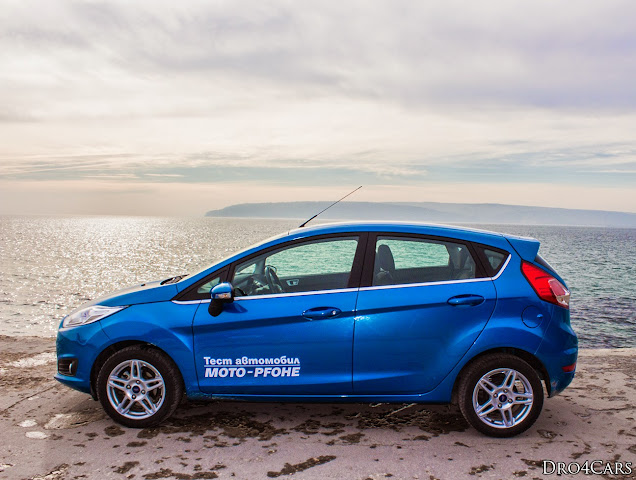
[[475, 246, 510, 277], [373, 236, 477, 286], [484, 249, 506, 271]]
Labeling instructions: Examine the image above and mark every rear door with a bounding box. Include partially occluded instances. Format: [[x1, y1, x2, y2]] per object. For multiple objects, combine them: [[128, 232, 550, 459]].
[[353, 234, 497, 394]]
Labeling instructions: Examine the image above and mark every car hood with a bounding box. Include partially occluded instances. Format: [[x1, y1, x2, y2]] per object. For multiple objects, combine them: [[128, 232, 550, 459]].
[[79, 279, 179, 309]]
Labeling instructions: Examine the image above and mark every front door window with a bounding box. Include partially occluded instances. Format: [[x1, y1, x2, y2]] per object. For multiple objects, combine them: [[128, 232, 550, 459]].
[[231, 237, 359, 296]]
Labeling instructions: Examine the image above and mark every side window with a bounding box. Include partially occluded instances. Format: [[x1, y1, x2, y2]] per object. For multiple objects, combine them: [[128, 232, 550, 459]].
[[477, 246, 510, 276], [484, 249, 506, 271], [373, 236, 476, 286], [232, 237, 359, 296], [196, 275, 222, 295], [177, 269, 227, 301]]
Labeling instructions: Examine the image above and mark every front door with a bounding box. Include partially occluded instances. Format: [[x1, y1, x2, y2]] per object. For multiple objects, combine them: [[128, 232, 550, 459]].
[[193, 235, 364, 395]]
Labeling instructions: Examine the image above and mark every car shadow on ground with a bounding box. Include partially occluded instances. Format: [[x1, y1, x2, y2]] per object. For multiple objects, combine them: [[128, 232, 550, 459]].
[[134, 399, 469, 444]]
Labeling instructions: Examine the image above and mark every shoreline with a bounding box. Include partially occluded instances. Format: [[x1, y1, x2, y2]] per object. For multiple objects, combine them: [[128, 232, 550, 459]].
[[1, 336, 635, 479]]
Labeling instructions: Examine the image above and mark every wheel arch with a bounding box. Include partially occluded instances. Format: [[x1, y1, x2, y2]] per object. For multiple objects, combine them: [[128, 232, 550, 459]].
[[451, 347, 551, 404], [89, 341, 184, 400]]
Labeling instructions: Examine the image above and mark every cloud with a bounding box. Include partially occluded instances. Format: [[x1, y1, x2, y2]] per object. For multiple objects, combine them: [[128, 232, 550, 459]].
[[3, 0, 636, 121], [144, 173, 185, 177], [1, 1, 635, 213], [83, 173, 139, 179]]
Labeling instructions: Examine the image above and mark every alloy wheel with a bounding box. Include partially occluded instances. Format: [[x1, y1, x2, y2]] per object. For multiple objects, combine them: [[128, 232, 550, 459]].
[[472, 367, 534, 429], [106, 359, 166, 420]]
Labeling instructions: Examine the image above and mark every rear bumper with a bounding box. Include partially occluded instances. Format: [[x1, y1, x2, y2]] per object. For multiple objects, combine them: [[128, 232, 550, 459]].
[[535, 308, 578, 397]]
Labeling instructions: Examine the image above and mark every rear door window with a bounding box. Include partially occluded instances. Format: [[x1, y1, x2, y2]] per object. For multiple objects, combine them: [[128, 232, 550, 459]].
[[373, 236, 477, 286]]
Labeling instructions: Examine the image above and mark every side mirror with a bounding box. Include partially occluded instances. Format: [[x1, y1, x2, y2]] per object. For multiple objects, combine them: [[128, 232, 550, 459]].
[[208, 282, 234, 317]]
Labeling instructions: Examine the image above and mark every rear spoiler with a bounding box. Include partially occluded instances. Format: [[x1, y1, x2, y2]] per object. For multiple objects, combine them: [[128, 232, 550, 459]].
[[504, 235, 540, 262], [504, 234, 568, 286]]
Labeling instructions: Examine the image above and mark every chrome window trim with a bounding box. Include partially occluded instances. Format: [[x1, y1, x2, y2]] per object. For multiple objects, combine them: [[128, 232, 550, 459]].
[[173, 287, 358, 304], [359, 253, 511, 292], [235, 287, 358, 301], [359, 277, 490, 292], [491, 253, 511, 280], [172, 299, 203, 305]]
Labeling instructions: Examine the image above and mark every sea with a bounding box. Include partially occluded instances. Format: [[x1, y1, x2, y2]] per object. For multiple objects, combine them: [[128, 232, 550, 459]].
[[0, 215, 634, 348]]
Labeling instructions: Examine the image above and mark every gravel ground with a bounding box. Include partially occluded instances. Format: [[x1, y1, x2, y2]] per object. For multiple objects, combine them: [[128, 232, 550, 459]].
[[0, 336, 634, 480]]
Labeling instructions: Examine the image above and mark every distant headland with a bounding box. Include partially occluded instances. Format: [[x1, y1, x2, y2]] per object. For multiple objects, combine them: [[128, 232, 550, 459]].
[[205, 201, 636, 228]]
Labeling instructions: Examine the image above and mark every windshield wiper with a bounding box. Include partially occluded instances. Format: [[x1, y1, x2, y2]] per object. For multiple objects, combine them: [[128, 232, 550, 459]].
[[161, 274, 189, 285]]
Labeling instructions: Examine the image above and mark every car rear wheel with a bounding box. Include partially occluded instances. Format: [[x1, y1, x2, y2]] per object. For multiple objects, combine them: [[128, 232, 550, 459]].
[[96, 346, 183, 428], [458, 354, 544, 437]]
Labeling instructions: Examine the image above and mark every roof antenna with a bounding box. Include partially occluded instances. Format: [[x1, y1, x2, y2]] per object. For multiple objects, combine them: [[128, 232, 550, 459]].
[[298, 186, 362, 228]]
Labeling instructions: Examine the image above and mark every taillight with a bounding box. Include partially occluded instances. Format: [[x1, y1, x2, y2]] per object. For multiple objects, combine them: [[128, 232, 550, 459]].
[[521, 261, 570, 309]]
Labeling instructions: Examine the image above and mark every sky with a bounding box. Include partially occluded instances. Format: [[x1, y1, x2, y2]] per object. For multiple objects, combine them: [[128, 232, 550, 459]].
[[1, 0, 635, 215]]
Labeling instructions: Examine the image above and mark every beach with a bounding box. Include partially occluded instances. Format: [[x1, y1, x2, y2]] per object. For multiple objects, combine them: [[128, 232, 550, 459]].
[[0, 336, 634, 480]]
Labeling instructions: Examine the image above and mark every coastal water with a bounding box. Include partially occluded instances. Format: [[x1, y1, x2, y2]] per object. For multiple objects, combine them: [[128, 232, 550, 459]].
[[0, 215, 634, 348]]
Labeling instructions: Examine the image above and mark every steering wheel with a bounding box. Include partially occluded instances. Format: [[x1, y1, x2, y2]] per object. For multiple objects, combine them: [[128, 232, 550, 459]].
[[264, 265, 285, 294]]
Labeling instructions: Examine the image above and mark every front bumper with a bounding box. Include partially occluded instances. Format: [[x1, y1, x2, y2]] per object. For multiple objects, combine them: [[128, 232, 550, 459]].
[[55, 321, 111, 394]]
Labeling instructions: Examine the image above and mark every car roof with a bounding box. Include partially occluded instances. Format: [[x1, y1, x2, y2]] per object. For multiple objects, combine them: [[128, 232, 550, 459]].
[[286, 221, 506, 242]]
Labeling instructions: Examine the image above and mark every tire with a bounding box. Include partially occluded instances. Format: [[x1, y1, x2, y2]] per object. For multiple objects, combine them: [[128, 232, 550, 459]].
[[458, 354, 544, 437], [96, 346, 183, 428]]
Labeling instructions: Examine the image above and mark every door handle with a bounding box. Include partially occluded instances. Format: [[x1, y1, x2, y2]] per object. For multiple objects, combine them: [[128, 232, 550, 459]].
[[302, 307, 342, 320], [447, 294, 485, 307]]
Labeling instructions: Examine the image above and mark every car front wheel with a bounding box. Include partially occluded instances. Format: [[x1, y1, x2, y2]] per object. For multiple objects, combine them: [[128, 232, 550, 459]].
[[96, 346, 183, 428], [458, 354, 544, 437]]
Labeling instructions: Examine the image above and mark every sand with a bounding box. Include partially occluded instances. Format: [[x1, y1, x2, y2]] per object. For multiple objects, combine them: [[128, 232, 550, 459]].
[[0, 335, 634, 480]]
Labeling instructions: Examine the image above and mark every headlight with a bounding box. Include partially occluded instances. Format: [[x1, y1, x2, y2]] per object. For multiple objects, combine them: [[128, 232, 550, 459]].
[[62, 305, 126, 329]]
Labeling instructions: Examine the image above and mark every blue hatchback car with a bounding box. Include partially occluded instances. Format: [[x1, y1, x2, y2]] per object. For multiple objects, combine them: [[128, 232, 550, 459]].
[[55, 222, 577, 437]]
